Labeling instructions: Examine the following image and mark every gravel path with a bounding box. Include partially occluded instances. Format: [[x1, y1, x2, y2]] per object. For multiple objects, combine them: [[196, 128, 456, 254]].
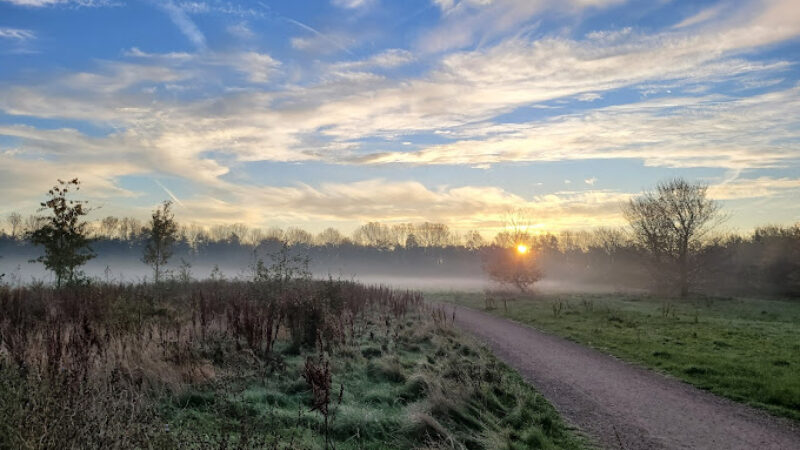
[[449, 304, 800, 450]]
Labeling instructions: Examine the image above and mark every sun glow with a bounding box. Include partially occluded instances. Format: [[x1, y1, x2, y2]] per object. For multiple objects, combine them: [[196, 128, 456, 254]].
[[516, 244, 529, 254]]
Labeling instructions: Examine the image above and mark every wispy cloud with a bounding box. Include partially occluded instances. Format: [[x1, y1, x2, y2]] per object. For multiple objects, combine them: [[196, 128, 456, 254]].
[[672, 4, 725, 29], [0, 28, 35, 40], [419, 0, 626, 53], [331, 0, 373, 9], [331, 49, 414, 70], [173, 179, 632, 231], [159, 1, 207, 50], [285, 17, 355, 55], [1, 0, 113, 7], [708, 177, 800, 200], [227, 22, 255, 40], [0, 0, 798, 232], [357, 86, 800, 169]]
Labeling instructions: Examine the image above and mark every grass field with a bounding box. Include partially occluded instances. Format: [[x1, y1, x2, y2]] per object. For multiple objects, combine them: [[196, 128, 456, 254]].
[[161, 313, 585, 449], [0, 281, 584, 449], [434, 290, 800, 421]]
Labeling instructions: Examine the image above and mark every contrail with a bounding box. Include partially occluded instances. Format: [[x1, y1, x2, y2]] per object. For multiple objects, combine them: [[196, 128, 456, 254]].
[[282, 17, 354, 55], [257, 2, 353, 55], [154, 179, 185, 207], [158, 0, 207, 51]]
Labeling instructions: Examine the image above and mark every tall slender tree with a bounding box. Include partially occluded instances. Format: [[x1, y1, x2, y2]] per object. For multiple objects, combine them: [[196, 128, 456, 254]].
[[142, 201, 179, 284]]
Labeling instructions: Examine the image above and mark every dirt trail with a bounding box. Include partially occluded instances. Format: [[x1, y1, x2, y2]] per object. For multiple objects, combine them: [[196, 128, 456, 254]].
[[449, 305, 800, 450]]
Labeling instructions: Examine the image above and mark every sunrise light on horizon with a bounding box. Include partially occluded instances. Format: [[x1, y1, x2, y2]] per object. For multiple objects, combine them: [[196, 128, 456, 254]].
[[1, 0, 799, 236]]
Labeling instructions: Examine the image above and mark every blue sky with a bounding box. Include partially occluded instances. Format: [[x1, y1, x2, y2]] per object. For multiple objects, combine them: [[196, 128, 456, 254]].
[[0, 0, 799, 235]]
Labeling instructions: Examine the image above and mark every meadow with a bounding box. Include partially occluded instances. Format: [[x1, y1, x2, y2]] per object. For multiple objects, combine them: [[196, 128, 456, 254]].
[[0, 279, 583, 449], [435, 291, 800, 421]]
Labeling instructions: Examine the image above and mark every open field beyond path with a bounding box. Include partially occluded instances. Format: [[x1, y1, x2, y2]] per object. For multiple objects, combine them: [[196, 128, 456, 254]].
[[449, 304, 800, 449]]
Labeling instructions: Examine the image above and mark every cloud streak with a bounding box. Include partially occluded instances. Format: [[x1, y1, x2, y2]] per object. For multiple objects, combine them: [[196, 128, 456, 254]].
[[154, 179, 185, 207], [0, 28, 35, 40], [159, 1, 207, 50], [0, 0, 798, 232]]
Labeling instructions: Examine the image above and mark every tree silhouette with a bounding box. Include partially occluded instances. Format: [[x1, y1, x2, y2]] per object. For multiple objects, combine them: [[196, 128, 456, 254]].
[[6, 212, 22, 239], [28, 178, 95, 287], [142, 201, 179, 284], [483, 213, 542, 292], [624, 178, 722, 297], [483, 246, 543, 293]]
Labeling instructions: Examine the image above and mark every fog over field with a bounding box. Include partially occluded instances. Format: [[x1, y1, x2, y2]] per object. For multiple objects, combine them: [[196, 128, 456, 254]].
[[0, 241, 492, 288], [2, 0, 800, 447]]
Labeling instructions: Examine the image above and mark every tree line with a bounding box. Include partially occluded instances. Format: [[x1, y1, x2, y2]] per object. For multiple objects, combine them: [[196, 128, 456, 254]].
[[4, 214, 477, 249], [1, 178, 798, 298]]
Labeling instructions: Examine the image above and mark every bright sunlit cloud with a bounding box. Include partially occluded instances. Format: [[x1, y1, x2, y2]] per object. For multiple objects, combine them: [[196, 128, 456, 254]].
[[0, 0, 798, 233]]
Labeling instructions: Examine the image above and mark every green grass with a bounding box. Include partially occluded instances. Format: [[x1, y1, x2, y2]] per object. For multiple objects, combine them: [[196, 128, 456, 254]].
[[159, 312, 586, 449], [434, 291, 800, 421], [1, 280, 586, 449]]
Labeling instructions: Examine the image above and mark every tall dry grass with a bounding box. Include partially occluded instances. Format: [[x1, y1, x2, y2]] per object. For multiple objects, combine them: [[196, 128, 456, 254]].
[[0, 279, 423, 449]]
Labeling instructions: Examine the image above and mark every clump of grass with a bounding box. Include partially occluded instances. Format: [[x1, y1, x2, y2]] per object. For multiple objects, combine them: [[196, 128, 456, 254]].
[[367, 357, 407, 383]]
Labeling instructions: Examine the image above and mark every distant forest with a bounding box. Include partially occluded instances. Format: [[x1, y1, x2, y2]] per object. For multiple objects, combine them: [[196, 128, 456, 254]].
[[1, 214, 798, 297]]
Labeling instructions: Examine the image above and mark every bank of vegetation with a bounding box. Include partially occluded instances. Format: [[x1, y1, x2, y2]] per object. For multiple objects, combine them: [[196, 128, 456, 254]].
[[0, 278, 585, 449]]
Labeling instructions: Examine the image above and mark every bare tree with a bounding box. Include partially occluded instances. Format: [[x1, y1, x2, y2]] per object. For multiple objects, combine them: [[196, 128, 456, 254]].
[[264, 227, 285, 241], [624, 178, 722, 297], [119, 217, 143, 240], [142, 201, 179, 284], [353, 222, 394, 249], [28, 179, 95, 287], [285, 227, 314, 246], [464, 230, 485, 250], [316, 227, 344, 246], [483, 212, 542, 292], [209, 224, 235, 243], [245, 227, 265, 247], [493, 209, 533, 248], [182, 223, 207, 248], [483, 246, 543, 293], [415, 222, 450, 247], [100, 216, 120, 238], [7, 212, 22, 239], [24, 214, 47, 235], [6, 213, 22, 239], [229, 223, 250, 243], [391, 223, 414, 247]]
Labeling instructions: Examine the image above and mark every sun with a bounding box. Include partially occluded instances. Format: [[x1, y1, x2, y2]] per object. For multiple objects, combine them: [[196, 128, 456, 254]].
[[516, 244, 529, 254]]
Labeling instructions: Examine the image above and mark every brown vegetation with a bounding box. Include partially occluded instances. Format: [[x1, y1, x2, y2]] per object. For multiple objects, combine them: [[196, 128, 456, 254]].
[[0, 279, 422, 448]]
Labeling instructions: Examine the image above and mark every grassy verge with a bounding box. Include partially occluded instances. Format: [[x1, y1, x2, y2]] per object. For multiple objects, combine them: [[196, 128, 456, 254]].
[[0, 281, 584, 449], [434, 291, 800, 421], [160, 312, 585, 449]]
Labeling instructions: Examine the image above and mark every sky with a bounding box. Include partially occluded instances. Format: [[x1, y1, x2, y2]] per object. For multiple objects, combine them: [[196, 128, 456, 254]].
[[0, 0, 799, 236]]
